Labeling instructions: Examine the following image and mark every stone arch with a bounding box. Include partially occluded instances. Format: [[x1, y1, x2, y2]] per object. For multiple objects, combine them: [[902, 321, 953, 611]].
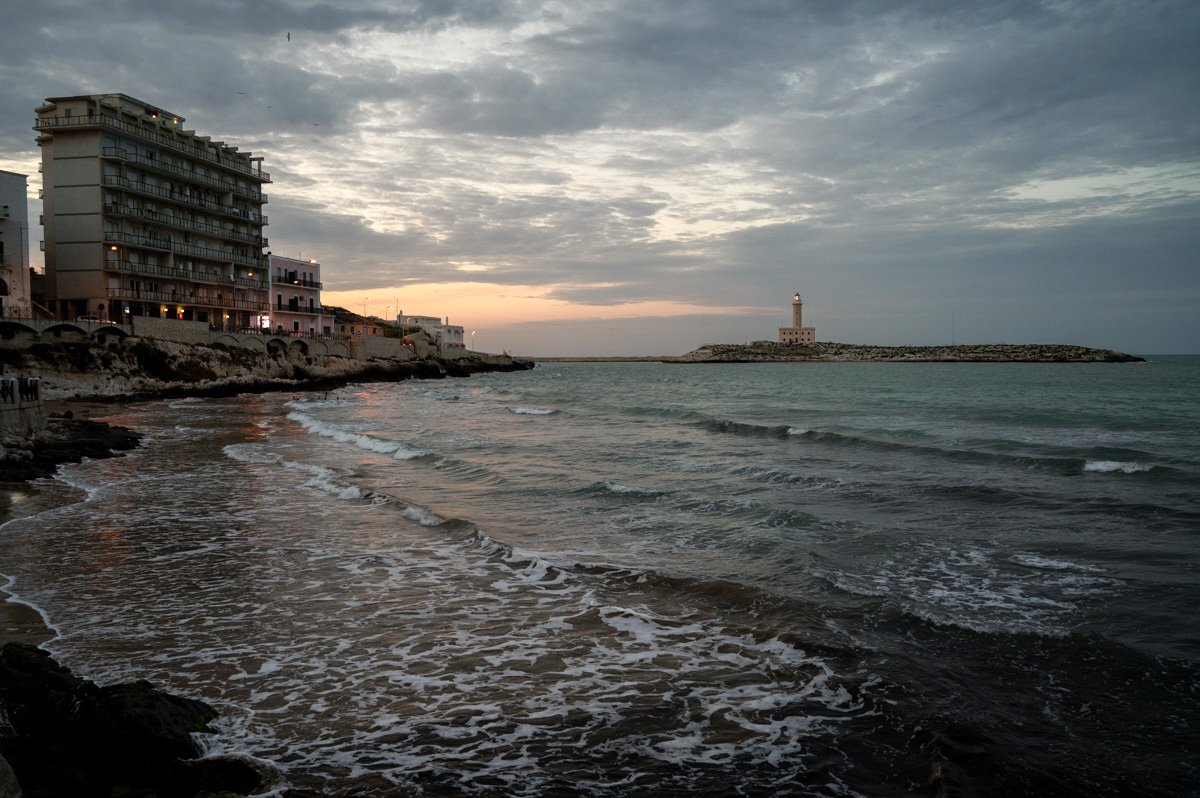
[[287, 339, 309, 357], [265, 338, 288, 358], [42, 323, 91, 342], [90, 326, 130, 343], [0, 320, 38, 337]]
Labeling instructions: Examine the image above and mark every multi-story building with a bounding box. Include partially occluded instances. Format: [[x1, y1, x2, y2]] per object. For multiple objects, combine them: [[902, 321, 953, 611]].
[[400, 312, 466, 352], [778, 292, 816, 344], [33, 94, 270, 328], [268, 254, 330, 336], [0, 170, 33, 317]]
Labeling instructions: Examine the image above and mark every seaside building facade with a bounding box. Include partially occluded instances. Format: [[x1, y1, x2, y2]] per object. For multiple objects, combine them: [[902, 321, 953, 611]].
[[778, 292, 816, 344], [267, 254, 330, 336], [0, 170, 34, 317], [34, 94, 270, 327], [400, 312, 466, 352]]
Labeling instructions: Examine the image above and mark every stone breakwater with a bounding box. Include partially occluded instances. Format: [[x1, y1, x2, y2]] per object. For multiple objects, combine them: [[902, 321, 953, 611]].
[[672, 341, 1145, 363]]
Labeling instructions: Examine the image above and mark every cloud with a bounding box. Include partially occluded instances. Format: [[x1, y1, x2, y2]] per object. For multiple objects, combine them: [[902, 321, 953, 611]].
[[4, 0, 1198, 353]]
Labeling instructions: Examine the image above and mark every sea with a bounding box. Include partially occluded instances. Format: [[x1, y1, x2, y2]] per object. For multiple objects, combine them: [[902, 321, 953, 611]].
[[1, 357, 1197, 797]]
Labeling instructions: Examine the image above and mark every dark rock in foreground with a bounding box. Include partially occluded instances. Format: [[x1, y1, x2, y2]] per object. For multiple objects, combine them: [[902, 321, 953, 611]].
[[0, 419, 141, 483], [0, 642, 262, 798]]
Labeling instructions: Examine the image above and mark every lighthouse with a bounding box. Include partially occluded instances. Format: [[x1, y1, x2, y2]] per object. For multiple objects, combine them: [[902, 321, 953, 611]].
[[778, 291, 816, 344]]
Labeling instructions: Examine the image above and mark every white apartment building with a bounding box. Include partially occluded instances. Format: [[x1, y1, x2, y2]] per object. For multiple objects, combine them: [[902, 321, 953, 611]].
[[0, 170, 33, 317], [268, 254, 330, 336], [34, 94, 270, 328], [400, 312, 466, 352]]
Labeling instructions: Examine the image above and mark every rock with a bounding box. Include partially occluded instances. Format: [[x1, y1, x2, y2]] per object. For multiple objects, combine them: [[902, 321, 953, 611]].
[[0, 642, 267, 798], [671, 341, 1145, 363], [0, 753, 20, 798], [0, 419, 141, 482]]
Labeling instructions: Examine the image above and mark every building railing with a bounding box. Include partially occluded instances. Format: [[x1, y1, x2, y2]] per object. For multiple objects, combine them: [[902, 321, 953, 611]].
[[277, 277, 323, 289], [101, 148, 267, 202], [102, 175, 266, 225], [104, 230, 264, 269], [103, 203, 266, 246], [34, 114, 271, 182], [0, 377, 40, 404], [108, 287, 268, 312], [271, 302, 324, 315], [105, 259, 268, 290]]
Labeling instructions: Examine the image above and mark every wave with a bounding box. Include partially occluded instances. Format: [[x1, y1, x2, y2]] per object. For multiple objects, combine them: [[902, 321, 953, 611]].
[[507, 406, 557, 415], [577, 481, 667, 498], [286, 411, 429, 460], [1083, 459, 1153, 474], [815, 543, 1119, 639], [695, 418, 793, 437]]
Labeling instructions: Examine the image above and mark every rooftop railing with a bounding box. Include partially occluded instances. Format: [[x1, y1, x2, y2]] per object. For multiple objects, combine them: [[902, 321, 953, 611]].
[[35, 114, 270, 182]]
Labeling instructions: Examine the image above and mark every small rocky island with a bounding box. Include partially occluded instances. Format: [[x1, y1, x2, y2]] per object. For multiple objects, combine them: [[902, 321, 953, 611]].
[[672, 341, 1145, 363]]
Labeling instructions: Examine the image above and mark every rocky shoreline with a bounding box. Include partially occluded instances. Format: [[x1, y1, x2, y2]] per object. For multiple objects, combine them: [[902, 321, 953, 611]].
[[672, 341, 1145, 363], [0, 642, 324, 798], [0, 337, 535, 797]]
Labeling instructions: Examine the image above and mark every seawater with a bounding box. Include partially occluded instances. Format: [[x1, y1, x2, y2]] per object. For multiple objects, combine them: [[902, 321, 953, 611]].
[[1, 358, 1197, 796]]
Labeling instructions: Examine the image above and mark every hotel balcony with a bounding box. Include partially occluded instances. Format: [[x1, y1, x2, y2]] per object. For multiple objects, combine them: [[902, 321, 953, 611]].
[[277, 277, 323, 290], [103, 230, 265, 269], [272, 302, 324, 315], [104, 204, 267, 247], [34, 114, 270, 182], [108, 287, 269, 312], [101, 148, 267, 202], [102, 175, 266, 225], [105, 259, 268, 290]]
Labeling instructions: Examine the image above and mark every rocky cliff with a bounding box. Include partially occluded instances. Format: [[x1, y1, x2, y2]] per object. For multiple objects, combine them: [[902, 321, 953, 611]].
[[0, 332, 533, 402], [673, 341, 1145, 363]]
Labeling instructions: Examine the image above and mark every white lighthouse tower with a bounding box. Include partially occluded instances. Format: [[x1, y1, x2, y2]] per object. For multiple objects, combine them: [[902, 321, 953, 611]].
[[778, 292, 816, 344]]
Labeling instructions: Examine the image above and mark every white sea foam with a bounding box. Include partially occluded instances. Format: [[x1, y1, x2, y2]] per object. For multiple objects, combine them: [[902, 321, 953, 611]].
[[1083, 459, 1152, 473], [508, 406, 555, 415], [599, 481, 663, 496], [1010, 554, 1103, 573]]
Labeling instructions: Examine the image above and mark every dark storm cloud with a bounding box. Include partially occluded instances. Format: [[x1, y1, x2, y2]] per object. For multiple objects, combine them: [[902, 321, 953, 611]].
[[3, 0, 1198, 351]]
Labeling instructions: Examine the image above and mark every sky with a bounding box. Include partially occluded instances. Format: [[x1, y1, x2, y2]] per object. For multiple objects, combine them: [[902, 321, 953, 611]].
[[2, 0, 1197, 356]]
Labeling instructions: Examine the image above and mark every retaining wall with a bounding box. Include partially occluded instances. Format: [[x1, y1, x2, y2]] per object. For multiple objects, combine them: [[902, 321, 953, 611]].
[[0, 377, 46, 434]]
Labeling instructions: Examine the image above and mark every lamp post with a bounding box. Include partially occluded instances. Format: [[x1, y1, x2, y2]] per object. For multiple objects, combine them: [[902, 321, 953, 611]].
[[363, 296, 370, 335], [471, 330, 476, 350]]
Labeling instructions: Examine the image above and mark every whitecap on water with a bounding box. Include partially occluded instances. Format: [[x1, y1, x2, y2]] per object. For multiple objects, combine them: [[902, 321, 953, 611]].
[[1083, 459, 1152, 473]]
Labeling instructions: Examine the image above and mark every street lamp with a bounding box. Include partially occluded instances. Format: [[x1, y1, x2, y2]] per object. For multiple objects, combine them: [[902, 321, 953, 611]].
[[363, 296, 370, 335], [471, 330, 476, 350]]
